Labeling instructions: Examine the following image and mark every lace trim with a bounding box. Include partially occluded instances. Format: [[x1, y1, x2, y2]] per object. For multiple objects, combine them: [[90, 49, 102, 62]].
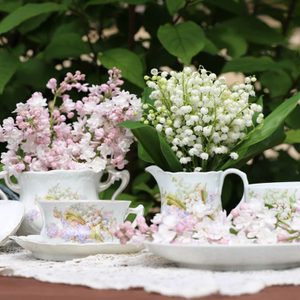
[[1, 241, 300, 298]]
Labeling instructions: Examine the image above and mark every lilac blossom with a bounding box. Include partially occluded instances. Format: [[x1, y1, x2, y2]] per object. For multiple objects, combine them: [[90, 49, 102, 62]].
[[0, 68, 142, 174], [114, 197, 300, 245]]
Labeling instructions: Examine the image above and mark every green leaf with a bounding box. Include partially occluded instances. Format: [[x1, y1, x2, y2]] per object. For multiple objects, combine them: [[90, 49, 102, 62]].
[[158, 134, 182, 171], [120, 121, 183, 172], [86, 0, 119, 4], [284, 130, 300, 144], [132, 172, 151, 187], [157, 22, 206, 65], [222, 56, 278, 73], [125, 0, 151, 2], [229, 127, 285, 169], [221, 17, 284, 45], [86, 0, 149, 6], [0, 0, 22, 13], [141, 87, 154, 105], [286, 106, 300, 129], [18, 14, 51, 34], [202, 39, 219, 55], [203, 0, 247, 15], [138, 143, 155, 164], [208, 27, 247, 58], [221, 92, 300, 169], [166, 0, 185, 15], [14, 58, 52, 89], [99, 48, 145, 88], [252, 96, 263, 125], [122, 122, 170, 169], [44, 32, 90, 60], [0, 3, 65, 35], [133, 182, 154, 195], [260, 70, 293, 97], [241, 93, 300, 148], [0, 49, 19, 94]]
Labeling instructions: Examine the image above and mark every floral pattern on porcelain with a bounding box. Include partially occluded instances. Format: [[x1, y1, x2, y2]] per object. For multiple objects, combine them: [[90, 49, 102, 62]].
[[26, 208, 41, 222], [248, 189, 297, 206], [46, 204, 117, 243], [35, 184, 81, 201], [161, 175, 219, 217]]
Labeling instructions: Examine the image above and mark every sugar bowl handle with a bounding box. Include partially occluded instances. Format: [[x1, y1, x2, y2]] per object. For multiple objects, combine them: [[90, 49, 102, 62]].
[[1, 171, 20, 195], [98, 169, 130, 201]]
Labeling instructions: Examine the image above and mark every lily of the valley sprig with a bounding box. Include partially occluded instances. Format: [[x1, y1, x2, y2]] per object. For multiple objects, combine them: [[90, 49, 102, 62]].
[[142, 66, 263, 172], [121, 66, 300, 172]]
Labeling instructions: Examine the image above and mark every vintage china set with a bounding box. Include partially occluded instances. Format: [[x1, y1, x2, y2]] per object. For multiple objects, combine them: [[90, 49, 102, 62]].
[[4, 168, 130, 235], [2, 166, 300, 269], [145, 166, 300, 270], [0, 169, 144, 260]]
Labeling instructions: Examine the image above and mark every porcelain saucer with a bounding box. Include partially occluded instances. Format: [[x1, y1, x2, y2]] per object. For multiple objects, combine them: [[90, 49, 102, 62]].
[[0, 201, 24, 246], [11, 235, 144, 261], [145, 241, 300, 271]]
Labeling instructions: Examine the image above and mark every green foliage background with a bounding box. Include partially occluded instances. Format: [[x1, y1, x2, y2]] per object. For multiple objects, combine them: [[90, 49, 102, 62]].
[[0, 0, 300, 215]]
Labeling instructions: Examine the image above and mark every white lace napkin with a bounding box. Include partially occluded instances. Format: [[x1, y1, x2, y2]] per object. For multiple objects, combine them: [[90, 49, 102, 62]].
[[1, 242, 300, 298]]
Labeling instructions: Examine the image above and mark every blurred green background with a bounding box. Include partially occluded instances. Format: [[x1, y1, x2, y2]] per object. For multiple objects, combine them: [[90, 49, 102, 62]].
[[0, 0, 300, 216]]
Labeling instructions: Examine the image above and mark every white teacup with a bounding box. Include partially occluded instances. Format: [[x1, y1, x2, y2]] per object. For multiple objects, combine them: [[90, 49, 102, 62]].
[[38, 200, 144, 244], [246, 182, 300, 204], [2, 169, 130, 235]]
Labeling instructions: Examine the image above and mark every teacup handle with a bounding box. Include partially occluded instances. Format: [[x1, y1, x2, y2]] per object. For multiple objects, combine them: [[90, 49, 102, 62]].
[[219, 168, 249, 202], [98, 169, 130, 201], [2, 171, 21, 194], [125, 204, 144, 227]]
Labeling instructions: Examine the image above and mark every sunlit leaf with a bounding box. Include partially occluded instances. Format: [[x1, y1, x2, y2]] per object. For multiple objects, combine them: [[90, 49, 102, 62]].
[[0, 3, 65, 34], [157, 22, 206, 65]]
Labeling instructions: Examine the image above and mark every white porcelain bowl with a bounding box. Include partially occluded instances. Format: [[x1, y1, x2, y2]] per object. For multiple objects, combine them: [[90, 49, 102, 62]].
[[245, 182, 300, 203], [0, 200, 24, 246]]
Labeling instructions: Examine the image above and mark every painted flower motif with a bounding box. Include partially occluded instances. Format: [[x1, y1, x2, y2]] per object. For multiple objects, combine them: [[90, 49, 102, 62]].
[[46, 222, 60, 238], [36, 184, 80, 201], [26, 209, 41, 222], [46, 204, 117, 243]]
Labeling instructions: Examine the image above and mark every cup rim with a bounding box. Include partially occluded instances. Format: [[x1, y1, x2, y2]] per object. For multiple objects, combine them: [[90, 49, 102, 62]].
[[249, 182, 300, 189], [18, 169, 102, 176], [158, 170, 223, 175]]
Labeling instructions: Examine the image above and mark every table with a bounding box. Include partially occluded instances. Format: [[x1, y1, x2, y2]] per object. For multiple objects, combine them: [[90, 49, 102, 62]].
[[0, 276, 299, 300]]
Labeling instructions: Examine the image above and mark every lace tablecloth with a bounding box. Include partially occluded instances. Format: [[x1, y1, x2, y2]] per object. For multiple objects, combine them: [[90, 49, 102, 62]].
[[1, 242, 300, 298]]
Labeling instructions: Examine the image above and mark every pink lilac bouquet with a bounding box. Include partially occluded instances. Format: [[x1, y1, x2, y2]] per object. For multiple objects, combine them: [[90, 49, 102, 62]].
[[115, 196, 300, 245], [0, 68, 142, 174]]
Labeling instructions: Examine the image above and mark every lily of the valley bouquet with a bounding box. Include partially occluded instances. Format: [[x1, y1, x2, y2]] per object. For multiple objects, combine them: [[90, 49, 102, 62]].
[[122, 66, 299, 172], [143, 66, 262, 171], [0, 68, 142, 174]]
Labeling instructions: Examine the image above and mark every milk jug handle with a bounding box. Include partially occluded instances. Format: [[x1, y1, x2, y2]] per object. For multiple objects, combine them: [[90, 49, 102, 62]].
[[219, 168, 249, 202]]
